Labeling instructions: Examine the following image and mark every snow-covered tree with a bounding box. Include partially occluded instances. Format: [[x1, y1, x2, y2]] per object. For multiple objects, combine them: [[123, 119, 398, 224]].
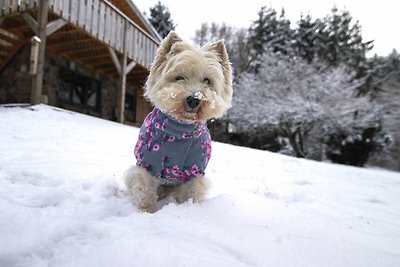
[[294, 14, 326, 63], [247, 6, 294, 72], [293, 8, 373, 71], [229, 51, 384, 163], [367, 50, 400, 170], [322, 7, 373, 69]]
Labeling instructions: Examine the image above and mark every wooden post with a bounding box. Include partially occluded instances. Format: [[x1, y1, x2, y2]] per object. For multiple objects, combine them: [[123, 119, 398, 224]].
[[108, 21, 137, 123], [116, 20, 128, 123], [31, 0, 49, 104]]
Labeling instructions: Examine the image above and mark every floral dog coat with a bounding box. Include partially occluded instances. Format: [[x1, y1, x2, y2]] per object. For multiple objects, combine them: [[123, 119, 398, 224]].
[[134, 108, 212, 186]]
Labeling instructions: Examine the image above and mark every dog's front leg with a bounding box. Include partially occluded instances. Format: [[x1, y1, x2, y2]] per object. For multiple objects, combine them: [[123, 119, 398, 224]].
[[124, 166, 160, 213]]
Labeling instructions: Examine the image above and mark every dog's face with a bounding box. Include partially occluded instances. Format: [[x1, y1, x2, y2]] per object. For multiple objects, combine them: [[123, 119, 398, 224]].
[[145, 31, 233, 122]]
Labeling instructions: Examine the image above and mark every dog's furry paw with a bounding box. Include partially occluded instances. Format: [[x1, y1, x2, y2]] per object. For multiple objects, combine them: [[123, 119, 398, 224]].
[[124, 166, 159, 213], [164, 176, 210, 204]]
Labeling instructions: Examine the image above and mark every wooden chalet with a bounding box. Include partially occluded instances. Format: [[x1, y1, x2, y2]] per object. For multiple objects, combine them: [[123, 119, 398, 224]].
[[0, 0, 161, 125]]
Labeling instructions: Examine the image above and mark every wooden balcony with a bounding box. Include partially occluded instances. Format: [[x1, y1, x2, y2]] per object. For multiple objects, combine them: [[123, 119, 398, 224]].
[[0, 0, 160, 123], [0, 0, 159, 69]]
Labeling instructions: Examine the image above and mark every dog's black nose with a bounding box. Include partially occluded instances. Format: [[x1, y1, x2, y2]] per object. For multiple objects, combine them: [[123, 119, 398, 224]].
[[186, 96, 201, 110]]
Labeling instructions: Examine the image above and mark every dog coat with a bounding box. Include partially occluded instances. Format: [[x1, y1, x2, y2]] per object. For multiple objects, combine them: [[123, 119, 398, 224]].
[[134, 108, 212, 186]]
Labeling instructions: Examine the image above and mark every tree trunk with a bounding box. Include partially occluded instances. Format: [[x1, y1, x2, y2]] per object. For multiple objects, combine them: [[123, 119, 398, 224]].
[[287, 128, 307, 158]]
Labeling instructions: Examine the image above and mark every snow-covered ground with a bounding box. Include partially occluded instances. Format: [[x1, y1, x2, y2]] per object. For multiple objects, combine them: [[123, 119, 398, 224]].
[[1, 104, 400, 267]]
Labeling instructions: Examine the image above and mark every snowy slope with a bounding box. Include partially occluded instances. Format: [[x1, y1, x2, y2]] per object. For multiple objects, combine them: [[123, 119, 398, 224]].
[[0, 104, 400, 267]]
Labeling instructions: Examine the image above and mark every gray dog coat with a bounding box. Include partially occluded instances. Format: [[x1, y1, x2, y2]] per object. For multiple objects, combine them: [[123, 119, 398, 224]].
[[134, 108, 212, 186]]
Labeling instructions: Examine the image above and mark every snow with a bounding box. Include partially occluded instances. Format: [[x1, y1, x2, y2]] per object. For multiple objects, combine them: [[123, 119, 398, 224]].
[[1, 104, 400, 267]]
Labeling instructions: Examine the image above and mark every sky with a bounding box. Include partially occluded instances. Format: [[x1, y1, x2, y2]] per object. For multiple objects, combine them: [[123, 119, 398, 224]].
[[133, 0, 399, 57]]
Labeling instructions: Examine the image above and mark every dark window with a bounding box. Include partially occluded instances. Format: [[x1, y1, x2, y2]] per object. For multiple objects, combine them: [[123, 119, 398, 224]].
[[125, 92, 136, 122], [58, 68, 101, 112]]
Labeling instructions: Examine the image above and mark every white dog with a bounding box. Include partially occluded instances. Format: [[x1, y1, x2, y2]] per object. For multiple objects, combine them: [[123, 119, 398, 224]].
[[123, 31, 233, 213]]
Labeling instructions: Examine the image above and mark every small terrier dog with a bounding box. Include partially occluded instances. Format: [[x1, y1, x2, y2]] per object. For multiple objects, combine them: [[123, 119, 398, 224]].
[[123, 31, 233, 213]]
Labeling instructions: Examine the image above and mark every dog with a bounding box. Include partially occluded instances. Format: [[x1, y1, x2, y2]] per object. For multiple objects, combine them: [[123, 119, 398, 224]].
[[123, 31, 233, 213]]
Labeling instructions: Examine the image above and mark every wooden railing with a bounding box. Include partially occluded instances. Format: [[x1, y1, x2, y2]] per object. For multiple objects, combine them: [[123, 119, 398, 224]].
[[0, 0, 159, 69], [0, 0, 37, 15]]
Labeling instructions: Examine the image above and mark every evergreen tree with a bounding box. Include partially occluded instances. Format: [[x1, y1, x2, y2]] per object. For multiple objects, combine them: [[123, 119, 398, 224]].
[[275, 9, 294, 54], [248, 7, 294, 72], [294, 14, 325, 63], [148, 1, 176, 38], [321, 7, 373, 69], [294, 8, 373, 73]]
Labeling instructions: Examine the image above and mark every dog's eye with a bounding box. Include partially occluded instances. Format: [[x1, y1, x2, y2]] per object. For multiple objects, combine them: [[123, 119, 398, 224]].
[[175, 76, 185, 81], [203, 78, 211, 85]]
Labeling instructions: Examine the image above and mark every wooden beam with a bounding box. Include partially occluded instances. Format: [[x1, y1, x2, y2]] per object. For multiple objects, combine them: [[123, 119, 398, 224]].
[[0, 43, 12, 51], [46, 18, 67, 36], [68, 46, 103, 55], [47, 31, 86, 42], [47, 37, 93, 49], [2, 23, 31, 33], [108, 48, 137, 76], [30, 0, 49, 105], [116, 20, 128, 123], [81, 56, 110, 65], [90, 62, 114, 68], [48, 29, 81, 37], [0, 39, 26, 73], [78, 52, 109, 60], [108, 47, 121, 74], [0, 32, 19, 44], [21, 12, 39, 35], [66, 49, 106, 60], [126, 60, 137, 75]]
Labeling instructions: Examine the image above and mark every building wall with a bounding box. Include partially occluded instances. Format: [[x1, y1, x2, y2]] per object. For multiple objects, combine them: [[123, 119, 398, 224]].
[[0, 45, 150, 124]]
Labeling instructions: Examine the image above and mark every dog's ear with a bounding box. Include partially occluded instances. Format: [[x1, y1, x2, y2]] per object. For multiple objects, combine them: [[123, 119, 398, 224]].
[[208, 40, 233, 108], [209, 40, 230, 65], [208, 40, 231, 79], [147, 31, 183, 89], [151, 31, 182, 70], [159, 31, 183, 56]]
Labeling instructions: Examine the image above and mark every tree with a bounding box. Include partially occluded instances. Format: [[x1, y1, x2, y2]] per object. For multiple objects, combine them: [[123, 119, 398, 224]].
[[190, 6, 392, 168], [228, 51, 385, 164], [293, 8, 373, 71], [148, 1, 176, 38], [247, 7, 294, 72], [321, 7, 373, 70], [294, 14, 325, 63], [367, 50, 400, 170]]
